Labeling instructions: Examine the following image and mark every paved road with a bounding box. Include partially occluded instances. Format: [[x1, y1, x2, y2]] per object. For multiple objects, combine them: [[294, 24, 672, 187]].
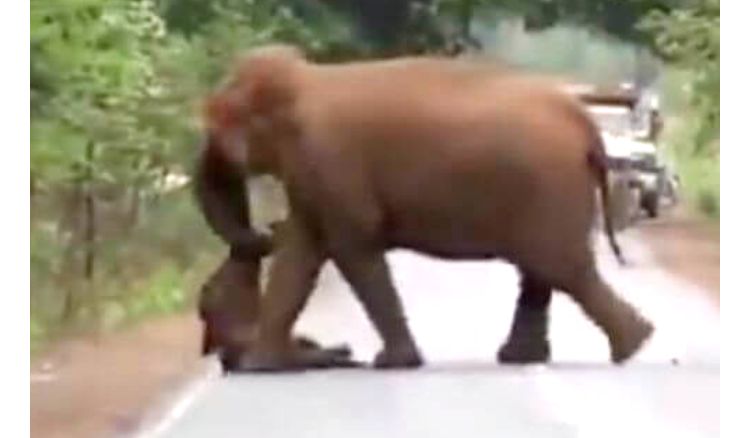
[[144, 232, 719, 438]]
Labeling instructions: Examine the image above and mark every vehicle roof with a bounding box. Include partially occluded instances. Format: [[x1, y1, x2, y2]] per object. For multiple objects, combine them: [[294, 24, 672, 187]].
[[562, 83, 639, 109], [578, 91, 638, 108]]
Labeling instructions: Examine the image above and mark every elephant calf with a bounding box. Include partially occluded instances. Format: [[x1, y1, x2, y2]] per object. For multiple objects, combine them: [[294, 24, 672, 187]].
[[194, 138, 355, 371]]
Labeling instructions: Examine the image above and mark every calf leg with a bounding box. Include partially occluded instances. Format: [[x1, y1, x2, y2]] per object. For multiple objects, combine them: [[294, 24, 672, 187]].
[[497, 270, 552, 364]]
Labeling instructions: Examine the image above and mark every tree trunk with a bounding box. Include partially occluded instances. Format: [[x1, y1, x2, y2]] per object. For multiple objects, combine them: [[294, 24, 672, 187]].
[[61, 180, 84, 323], [83, 141, 96, 282], [459, 0, 474, 41], [127, 185, 141, 233], [82, 141, 100, 331]]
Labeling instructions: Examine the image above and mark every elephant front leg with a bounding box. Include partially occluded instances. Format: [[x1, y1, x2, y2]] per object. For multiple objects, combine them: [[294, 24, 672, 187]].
[[333, 248, 423, 369], [235, 220, 343, 372], [498, 270, 552, 364]]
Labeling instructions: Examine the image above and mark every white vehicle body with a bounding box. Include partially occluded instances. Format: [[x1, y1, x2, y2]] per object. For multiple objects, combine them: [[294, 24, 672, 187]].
[[586, 103, 667, 220]]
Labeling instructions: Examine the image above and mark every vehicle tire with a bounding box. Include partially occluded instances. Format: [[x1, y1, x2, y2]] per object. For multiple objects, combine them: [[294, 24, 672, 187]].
[[609, 174, 637, 230], [642, 190, 660, 218]]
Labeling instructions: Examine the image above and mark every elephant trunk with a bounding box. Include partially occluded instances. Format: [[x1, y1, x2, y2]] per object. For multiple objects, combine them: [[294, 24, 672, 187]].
[[193, 135, 272, 260]]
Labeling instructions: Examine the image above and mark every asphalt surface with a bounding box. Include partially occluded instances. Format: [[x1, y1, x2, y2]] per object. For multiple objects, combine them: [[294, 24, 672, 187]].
[[145, 232, 719, 438]]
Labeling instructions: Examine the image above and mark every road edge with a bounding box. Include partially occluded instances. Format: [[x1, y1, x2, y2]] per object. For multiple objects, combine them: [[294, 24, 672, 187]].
[[128, 357, 222, 438]]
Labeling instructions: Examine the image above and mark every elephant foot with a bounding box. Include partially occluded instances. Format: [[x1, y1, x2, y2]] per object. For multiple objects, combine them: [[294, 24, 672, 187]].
[[373, 344, 424, 369], [498, 307, 550, 364], [609, 314, 654, 364], [230, 339, 361, 373], [497, 338, 550, 364], [291, 335, 321, 350]]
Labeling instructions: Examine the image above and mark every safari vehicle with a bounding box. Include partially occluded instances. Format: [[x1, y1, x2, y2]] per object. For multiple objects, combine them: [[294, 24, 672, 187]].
[[567, 84, 672, 221]]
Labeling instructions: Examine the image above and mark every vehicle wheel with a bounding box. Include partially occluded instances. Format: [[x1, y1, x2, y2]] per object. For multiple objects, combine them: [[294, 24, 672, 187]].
[[628, 188, 642, 223], [609, 175, 637, 230], [641, 190, 660, 218]]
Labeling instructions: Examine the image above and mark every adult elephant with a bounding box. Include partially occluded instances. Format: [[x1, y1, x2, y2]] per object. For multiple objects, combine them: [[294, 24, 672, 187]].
[[198, 45, 653, 371]]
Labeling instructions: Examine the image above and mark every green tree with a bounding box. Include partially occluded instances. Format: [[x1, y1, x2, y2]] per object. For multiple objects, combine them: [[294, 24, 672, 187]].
[[640, 0, 719, 152], [320, 0, 693, 56], [30, 0, 369, 345], [31, 0, 177, 324]]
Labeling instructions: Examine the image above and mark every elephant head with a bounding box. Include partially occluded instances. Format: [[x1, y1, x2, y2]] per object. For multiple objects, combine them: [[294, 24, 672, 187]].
[[201, 44, 306, 177], [193, 45, 307, 254]]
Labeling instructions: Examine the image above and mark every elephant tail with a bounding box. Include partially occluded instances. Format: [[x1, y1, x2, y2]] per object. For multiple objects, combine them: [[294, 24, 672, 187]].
[[588, 140, 626, 266]]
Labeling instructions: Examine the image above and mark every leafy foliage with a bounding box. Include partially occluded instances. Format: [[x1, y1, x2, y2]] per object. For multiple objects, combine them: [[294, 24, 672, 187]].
[[31, 0, 169, 190], [640, 0, 719, 152], [30, 0, 362, 342], [321, 0, 694, 55]]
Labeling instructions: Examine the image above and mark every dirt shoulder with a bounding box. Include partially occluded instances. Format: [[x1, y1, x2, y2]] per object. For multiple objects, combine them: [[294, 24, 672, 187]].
[[631, 205, 720, 307], [31, 314, 203, 438]]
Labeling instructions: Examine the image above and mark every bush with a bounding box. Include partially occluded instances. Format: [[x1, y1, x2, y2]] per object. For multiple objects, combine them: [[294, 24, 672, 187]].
[[680, 152, 719, 219], [30, 0, 362, 352], [661, 113, 719, 220], [31, 188, 224, 346]]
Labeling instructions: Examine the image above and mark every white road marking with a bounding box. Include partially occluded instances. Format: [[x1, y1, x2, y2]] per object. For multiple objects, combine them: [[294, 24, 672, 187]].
[[30, 372, 57, 383], [134, 360, 222, 438]]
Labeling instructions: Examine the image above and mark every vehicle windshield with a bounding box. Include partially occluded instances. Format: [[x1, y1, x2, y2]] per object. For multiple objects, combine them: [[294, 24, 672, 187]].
[[587, 105, 636, 137]]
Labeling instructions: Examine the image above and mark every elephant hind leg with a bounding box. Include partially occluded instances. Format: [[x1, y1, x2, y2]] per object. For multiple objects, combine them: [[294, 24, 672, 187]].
[[498, 270, 552, 364], [558, 263, 653, 363]]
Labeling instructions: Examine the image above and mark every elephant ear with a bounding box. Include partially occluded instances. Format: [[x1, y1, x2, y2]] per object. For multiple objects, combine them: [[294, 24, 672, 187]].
[[233, 45, 304, 116], [202, 45, 305, 170], [202, 91, 249, 171], [204, 89, 244, 131]]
